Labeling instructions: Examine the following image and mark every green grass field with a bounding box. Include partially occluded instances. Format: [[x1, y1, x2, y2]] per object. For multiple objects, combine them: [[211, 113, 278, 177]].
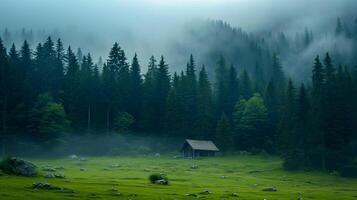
[[1, 155, 357, 200]]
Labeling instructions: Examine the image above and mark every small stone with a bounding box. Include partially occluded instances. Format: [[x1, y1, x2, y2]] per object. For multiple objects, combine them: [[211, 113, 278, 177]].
[[43, 166, 56, 172], [262, 186, 277, 192], [199, 190, 211, 195], [155, 179, 168, 185], [221, 175, 227, 179], [110, 164, 120, 168], [69, 155, 78, 159], [186, 193, 198, 197], [231, 192, 239, 197], [155, 153, 161, 157], [54, 166, 65, 170]]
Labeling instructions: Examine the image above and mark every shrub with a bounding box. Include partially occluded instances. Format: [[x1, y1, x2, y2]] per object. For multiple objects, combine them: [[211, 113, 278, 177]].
[[149, 173, 169, 185], [0, 156, 14, 174]]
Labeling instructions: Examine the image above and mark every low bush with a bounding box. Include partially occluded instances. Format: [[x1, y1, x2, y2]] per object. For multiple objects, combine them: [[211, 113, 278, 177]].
[[0, 156, 14, 174], [149, 173, 169, 185]]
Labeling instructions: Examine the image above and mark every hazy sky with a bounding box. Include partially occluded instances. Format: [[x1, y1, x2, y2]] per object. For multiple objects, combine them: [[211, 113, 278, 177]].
[[0, 0, 356, 69]]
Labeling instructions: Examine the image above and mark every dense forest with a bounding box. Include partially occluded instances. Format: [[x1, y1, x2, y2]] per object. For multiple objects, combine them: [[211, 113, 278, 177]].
[[1, 18, 357, 176]]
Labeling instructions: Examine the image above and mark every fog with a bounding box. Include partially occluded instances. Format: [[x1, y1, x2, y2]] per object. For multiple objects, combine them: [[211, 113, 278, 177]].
[[1, 0, 356, 75]]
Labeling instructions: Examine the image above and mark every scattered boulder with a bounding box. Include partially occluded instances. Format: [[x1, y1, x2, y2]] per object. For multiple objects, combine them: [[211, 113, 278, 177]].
[[54, 166, 65, 170], [262, 186, 277, 192], [43, 166, 56, 172], [69, 155, 78, 159], [144, 168, 151, 172], [221, 175, 227, 179], [32, 182, 62, 190], [199, 190, 211, 195], [45, 173, 65, 179], [231, 192, 239, 197], [154, 153, 161, 157], [186, 193, 198, 197], [45, 173, 55, 178], [110, 164, 120, 168], [155, 179, 169, 185], [0, 156, 37, 176]]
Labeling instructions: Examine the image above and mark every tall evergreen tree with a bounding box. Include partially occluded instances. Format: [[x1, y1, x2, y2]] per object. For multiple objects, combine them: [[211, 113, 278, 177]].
[[129, 53, 143, 126], [195, 66, 213, 139]]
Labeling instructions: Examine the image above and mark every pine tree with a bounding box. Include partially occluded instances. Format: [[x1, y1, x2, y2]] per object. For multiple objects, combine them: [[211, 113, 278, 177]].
[[240, 69, 252, 100], [215, 113, 232, 151], [0, 38, 9, 154], [182, 54, 198, 136], [141, 56, 158, 131], [226, 65, 239, 116], [195, 66, 213, 139], [129, 53, 143, 126], [64, 46, 80, 128], [156, 56, 170, 132], [310, 55, 327, 169]]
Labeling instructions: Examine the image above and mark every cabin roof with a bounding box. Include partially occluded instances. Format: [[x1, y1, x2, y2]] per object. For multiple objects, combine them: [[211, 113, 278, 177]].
[[182, 139, 219, 151]]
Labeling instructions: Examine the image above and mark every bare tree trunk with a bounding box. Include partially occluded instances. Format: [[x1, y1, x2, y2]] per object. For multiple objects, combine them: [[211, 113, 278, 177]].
[[1, 96, 7, 156], [87, 104, 91, 131]]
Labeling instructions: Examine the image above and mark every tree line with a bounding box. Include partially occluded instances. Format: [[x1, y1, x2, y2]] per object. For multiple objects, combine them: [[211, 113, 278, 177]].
[[0, 37, 356, 174]]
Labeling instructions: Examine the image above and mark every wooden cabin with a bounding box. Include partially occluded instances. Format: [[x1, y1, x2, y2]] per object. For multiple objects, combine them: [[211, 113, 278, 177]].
[[180, 139, 219, 158]]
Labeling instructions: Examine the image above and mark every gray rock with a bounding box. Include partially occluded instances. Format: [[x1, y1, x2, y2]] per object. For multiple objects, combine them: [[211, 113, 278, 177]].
[[45, 173, 65, 179], [199, 190, 211, 195], [186, 193, 198, 197], [43, 166, 56, 172], [78, 157, 88, 162], [231, 192, 239, 197], [262, 186, 277, 192], [110, 164, 120, 168], [2, 157, 37, 176], [32, 182, 62, 190], [69, 154, 78, 159], [54, 166, 65, 170], [45, 173, 56, 178], [155, 179, 168, 185], [154, 153, 161, 157]]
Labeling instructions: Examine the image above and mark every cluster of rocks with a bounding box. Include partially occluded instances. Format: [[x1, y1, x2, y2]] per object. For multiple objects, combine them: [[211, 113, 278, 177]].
[[68, 154, 87, 161], [45, 173, 65, 179], [32, 182, 62, 190]]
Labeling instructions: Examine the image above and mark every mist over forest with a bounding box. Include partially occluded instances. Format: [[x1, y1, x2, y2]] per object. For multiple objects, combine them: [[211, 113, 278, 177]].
[[1, 0, 357, 80], [1, 1, 357, 198]]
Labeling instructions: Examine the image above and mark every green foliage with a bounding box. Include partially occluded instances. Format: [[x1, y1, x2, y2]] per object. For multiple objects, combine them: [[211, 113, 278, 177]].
[[149, 173, 169, 184], [115, 112, 134, 132], [215, 113, 232, 151], [234, 93, 268, 152], [27, 93, 70, 139], [0, 156, 14, 174]]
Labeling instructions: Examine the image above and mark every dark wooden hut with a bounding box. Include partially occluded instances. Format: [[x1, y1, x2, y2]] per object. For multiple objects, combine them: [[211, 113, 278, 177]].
[[180, 139, 219, 158]]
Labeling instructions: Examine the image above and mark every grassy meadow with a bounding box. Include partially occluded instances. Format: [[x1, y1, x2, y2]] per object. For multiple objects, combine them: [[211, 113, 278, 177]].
[[0, 155, 357, 200]]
